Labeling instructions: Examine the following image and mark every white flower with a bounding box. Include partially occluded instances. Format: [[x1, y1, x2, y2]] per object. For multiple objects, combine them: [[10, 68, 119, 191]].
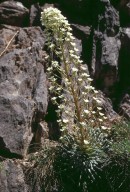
[[57, 119, 62, 123], [81, 66, 87, 71], [65, 81, 71, 85], [101, 126, 107, 130], [67, 32, 72, 36], [84, 140, 90, 145], [61, 28, 66, 32], [73, 55, 80, 60], [99, 112, 104, 116], [87, 78, 93, 82], [49, 86, 54, 91], [72, 67, 78, 72], [99, 119, 103, 122], [62, 119, 69, 123], [45, 55, 49, 59], [80, 122, 86, 126], [78, 78, 82, 82], [84, 85, 94, 90], [58, 105, 64, 109], [83, 99, 89, 103], [60, 137, 64, 140], [97, 107, 102, 110], [84, 110, 89, 114], [96, 99, 102, 104], [74, 48, 79, 52], [70, 42, 76, 46], [49, 77, 57, 82], [81, 73, 90, 78], [69, 36, 75, 40], [78, 60, 83, 64], [50, 44, 55, 49], [69, 50, 74, 54], [64, 78, 69, 82], [82, 92, 87, 95], [61, 127, 66, 131], [52, 61, 59, 67], [65, 110, 70, 114], [56, 87, 62, 91], [93, 97, 102, 104], [64, 20, 69, 26], [47, 67, 53, 71], [58, 95, 64, 99], [51, 97, 57, 101], [56, 109, 60, 113], [65, 37, 71, 41], [94, 90, 98, 94]]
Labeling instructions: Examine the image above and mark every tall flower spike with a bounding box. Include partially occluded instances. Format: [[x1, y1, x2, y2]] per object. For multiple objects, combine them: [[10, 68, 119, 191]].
[[41, 7, 110, 148]]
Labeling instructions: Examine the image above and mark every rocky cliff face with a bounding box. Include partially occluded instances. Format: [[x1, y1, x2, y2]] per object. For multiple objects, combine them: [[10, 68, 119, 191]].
[[0, 0, 130, 191]]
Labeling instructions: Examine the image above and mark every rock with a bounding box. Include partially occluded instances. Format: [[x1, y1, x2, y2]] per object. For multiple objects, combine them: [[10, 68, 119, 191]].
[[0, 96, 34, 157], [91, 1, 121, 97], [114, 28, 130, 116], [0, 1, 29, 27], [72, 24, 91, 37], [127, 2, 130, 15], [97, 1, 120, 36], [0, 159, 27, 192], [0, 26, 48, 157], [29, 121, 49, 152], [92, 35, 120, 94], [29, 3, 41, 26], [98, 91, 118, 119], [119, 93, 130, 119], [118, 28, 130, 90]]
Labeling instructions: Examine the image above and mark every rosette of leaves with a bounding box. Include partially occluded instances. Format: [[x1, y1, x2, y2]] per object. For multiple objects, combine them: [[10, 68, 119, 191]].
[[25, 137, 130, 192]]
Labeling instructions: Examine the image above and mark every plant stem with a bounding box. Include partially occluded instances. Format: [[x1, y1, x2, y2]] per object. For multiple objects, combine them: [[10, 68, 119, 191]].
[[61, 45, 85, 145]]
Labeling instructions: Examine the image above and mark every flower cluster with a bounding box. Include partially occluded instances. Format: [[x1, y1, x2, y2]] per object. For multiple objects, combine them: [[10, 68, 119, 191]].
[[41, 7, 110, 149]]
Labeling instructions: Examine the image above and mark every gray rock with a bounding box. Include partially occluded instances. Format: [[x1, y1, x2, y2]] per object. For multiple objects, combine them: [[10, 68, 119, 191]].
[[119, 93, 130, 119], [0, 95, 34, 157], [94, 35, 120, 95], [71, 24, 91, 37], [0, 159, 27, 192], [98, 91, 118, 119], [118, 27, 130, 89], [0, 1, 29, 27], [97, 1, 120, 36], [91, 1, 121, 96], [0, 26, 48, 157], [29, 3, 41, 26]]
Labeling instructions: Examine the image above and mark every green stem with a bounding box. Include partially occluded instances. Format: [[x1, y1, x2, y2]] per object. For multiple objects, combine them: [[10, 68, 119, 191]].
[[61, 45, 85, 145]]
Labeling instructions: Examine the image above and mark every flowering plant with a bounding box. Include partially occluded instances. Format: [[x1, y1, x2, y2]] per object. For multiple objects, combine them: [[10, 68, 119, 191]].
[[41, 7, 110, 150], [23, 8, 130, 192]]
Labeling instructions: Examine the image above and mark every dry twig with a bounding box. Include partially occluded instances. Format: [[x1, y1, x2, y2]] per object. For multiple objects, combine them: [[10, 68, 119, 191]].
[[0, 30, 19, 58]]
